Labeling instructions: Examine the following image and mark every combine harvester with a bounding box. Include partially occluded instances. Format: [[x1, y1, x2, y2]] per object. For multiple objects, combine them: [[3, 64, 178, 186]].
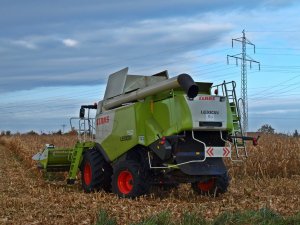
[[33, 67, 258, 198]]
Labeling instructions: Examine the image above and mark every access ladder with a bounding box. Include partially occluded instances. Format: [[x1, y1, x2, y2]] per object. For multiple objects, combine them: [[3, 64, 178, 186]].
[[67, 117, 96, 184], [213, 81, 248, 159]]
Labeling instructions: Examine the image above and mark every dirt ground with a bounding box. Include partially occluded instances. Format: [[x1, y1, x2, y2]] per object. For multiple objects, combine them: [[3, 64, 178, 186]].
[[0, 143, 299, 225]]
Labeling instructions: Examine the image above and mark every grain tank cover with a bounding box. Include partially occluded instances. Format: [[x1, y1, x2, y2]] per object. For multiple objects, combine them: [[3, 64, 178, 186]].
[[103, 67, 169, 100]]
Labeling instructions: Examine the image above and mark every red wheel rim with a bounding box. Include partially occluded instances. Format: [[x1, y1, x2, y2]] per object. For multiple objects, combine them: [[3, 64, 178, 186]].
[[198, 178, 215, 192], [117, 170, 133, 194], [84, 163, 92, 185]]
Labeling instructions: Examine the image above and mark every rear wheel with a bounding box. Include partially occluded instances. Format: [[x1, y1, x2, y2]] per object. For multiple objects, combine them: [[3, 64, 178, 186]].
[[191, 173, 229, 196], [81, 148, 112, 193], [112, 160, 150, 198]]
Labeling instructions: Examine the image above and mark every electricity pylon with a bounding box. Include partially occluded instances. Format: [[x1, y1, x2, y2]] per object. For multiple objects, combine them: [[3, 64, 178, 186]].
[[227, 30, 260, 133]]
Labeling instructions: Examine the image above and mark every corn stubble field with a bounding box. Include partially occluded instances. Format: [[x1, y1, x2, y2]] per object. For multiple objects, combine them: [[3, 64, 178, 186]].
[[0, 134, 299, 224]]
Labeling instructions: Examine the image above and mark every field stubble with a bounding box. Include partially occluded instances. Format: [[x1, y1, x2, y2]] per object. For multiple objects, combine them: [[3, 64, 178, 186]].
[[0, 134, 299, 224]]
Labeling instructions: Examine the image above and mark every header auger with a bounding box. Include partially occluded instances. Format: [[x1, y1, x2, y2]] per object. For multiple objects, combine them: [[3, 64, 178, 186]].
[[33, 67, 258, 198]]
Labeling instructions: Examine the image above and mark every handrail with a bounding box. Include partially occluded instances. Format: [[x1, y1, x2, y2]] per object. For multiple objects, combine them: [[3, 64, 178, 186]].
[[70, 117, 96, 142]]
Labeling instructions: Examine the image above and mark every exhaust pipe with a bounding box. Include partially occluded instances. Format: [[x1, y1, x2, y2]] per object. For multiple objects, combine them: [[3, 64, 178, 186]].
[[102, 73, 199, 110]]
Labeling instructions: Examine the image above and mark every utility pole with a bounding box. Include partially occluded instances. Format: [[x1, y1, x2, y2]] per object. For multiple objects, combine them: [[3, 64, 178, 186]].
[[62, 124, 66, 134], [227, 30, 260, 133]]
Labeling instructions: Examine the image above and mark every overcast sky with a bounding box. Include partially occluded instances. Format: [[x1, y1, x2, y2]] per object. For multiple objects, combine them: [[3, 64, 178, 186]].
[[1, 0, 300, 133]]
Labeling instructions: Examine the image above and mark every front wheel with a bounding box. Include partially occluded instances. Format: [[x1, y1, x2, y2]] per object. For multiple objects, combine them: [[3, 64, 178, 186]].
[[191, 173, 229, 197], [81, 148, 112, 193], [112, 160, 150, 198]]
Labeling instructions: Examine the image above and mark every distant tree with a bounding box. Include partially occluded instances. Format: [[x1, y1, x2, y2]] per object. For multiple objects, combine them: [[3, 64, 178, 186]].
[[5, 130, 11, 136], [257, 124, 275, 134], [0, 131, 5, 136], [27, 130, 39, 135], [293, 129, 299, 137], [53, 130, 62, 135], [67, 127, 78, 135]]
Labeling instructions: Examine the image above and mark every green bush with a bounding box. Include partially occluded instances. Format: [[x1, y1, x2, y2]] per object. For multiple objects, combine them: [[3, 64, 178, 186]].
[[95, 210, 117, 225], [95, 208, 300, 225]]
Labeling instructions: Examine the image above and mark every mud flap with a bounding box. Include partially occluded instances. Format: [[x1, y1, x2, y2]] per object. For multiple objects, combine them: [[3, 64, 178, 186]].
[[176, 152, 227, 175]]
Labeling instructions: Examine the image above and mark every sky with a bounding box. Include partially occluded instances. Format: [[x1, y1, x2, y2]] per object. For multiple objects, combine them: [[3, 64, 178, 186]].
[[1, 0, 300, 134]]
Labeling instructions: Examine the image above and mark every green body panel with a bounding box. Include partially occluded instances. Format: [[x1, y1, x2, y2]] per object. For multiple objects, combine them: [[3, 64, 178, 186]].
[[152, 92, 193, 137], [101, 105, 138, 161], [98, 90, 228, 162]]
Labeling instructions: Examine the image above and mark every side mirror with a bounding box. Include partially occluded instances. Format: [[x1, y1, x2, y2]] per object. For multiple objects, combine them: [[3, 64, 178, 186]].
[[79, 107, 85, 118]]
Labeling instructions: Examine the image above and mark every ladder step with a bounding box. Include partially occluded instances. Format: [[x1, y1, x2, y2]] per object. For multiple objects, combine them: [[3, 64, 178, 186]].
[[236, 143, 245, 147], [68, 144, 84, 180]]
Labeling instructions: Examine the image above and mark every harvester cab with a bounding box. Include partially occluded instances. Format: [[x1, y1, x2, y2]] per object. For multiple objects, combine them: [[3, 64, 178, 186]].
[[33, 67, 259, 198]]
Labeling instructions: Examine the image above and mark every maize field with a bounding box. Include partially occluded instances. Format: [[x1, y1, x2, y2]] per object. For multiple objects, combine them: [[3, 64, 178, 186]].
[[0, 134, 299, 224]]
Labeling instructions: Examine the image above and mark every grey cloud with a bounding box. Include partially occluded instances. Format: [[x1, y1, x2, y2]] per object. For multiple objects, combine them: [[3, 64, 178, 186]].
[[0, 1, 296, 32], [0, 15, 233, 93], [11, 40, 38, 49], [0, 1, 299, 94]]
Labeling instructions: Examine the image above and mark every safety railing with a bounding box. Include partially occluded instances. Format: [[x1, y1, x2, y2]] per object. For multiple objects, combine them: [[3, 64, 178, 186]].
[[70, 117, 96, 142]]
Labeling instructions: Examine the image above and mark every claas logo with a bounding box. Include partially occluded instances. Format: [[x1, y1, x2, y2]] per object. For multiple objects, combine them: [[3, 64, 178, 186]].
[[199, 96, 215, 101], [96, 116, 109, 125]]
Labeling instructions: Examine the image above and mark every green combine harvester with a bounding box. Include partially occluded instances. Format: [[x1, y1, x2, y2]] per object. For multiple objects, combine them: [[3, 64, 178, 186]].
[[33, 67, 258, 198]]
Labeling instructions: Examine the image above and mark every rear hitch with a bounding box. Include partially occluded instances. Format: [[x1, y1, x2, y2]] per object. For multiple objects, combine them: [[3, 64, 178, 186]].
[[228, 135, 260, 146]]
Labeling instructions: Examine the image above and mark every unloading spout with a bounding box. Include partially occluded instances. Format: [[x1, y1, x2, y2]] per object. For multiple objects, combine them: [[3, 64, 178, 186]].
[[177, 74, 199, 98], [102, 71, 199, 110]]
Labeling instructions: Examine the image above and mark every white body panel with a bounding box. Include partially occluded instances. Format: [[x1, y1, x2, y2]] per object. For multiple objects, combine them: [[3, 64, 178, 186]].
[[186, 95, 227, 130], [95, 110, 115, 143]]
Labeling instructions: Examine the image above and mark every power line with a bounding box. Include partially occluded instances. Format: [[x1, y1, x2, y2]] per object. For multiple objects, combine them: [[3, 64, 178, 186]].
[[249, 74, 300, 98]]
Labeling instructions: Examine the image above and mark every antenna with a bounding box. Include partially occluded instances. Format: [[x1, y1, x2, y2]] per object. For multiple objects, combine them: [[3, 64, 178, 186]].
[[227, 30, 260, 133]]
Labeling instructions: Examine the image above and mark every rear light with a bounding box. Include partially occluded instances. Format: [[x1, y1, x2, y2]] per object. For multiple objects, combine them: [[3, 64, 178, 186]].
[[160, 136, 166, 145], [253, 138, 258, 146]]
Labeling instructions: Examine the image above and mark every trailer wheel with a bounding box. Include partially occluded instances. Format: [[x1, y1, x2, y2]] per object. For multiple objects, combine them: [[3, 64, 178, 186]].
[[112, 160, 150, 198], [191, 173, 229, 197], [81, 148, 112, 193]]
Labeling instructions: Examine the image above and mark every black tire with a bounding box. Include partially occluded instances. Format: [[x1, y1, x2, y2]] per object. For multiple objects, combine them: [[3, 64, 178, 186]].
[[191, 173, 229, 197], [81, 148, 112, 193], [111, 160, 150, 198], [159, 183, 179, 191]]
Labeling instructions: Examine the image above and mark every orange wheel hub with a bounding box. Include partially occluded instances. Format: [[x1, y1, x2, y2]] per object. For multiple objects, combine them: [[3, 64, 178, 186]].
[[198, 178, 215, 192], [117, 171, 133, 194], [84, 163, 92, 185]]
